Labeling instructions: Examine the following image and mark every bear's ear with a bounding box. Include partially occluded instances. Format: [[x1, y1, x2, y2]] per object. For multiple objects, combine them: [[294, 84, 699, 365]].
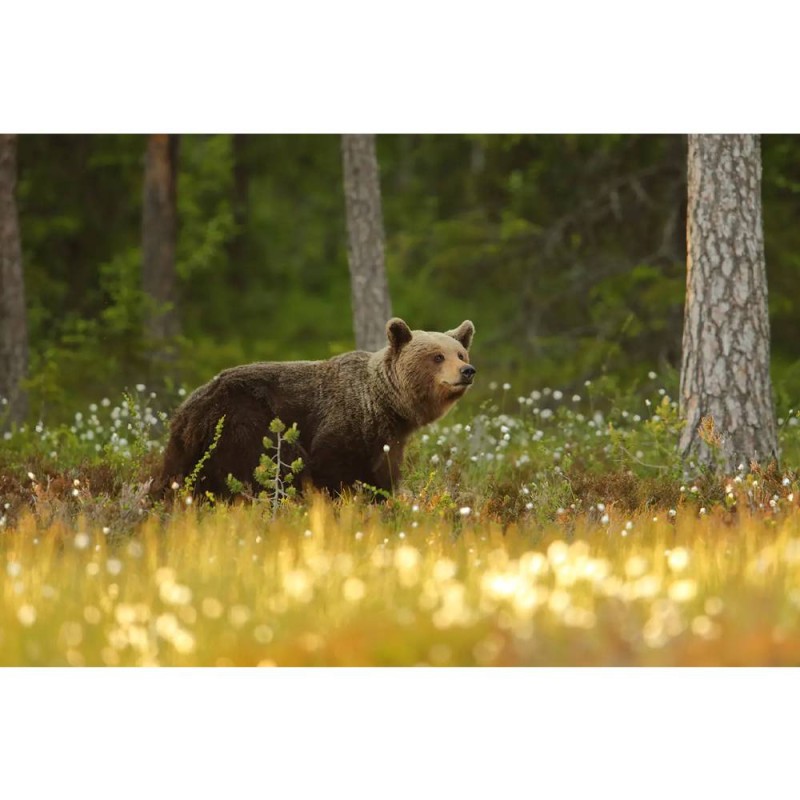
[[387, 318, 413, 350], [445, 320, 475, 350]]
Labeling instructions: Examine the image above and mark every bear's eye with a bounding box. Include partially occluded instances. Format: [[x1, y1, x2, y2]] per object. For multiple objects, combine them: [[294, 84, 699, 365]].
[[433, 354, 445, 364], [458, 352, 466, 361]]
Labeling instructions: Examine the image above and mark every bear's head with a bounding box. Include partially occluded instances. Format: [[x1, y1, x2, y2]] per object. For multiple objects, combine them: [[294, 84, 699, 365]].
[[385, 317, 476, 424]]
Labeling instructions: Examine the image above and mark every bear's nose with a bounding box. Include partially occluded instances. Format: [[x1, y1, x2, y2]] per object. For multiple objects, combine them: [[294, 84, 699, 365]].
[[461, 365, 476, 379]]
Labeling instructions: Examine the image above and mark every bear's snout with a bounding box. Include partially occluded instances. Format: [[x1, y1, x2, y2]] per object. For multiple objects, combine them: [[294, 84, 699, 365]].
[[460, 365, 477, 382]]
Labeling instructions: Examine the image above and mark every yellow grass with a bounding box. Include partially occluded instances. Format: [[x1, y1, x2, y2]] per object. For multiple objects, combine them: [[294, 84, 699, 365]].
[[3, 495, 800, 666]]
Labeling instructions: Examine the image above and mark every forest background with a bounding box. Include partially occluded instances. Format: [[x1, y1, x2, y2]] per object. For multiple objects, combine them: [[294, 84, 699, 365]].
[[15, 134, 800, 421], [4, 1, 800, 792]]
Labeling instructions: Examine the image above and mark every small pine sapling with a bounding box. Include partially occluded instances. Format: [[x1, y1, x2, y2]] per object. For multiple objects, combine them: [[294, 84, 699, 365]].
[[252, 418, 304, 518]]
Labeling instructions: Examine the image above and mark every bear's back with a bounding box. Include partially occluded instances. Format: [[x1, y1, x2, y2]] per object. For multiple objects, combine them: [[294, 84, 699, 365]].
[[175, 352, 378, 446]]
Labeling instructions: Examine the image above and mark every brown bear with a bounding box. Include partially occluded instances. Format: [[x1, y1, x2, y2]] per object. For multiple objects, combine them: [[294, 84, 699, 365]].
[[152, 318, 476, 500]]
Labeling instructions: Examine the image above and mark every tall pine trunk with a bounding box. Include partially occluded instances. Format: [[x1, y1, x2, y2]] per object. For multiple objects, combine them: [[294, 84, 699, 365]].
[[142, 134, 180, 348], [679, 134, 777, 472], [341, 134, 392, 352], [0, 134, 28, 426]]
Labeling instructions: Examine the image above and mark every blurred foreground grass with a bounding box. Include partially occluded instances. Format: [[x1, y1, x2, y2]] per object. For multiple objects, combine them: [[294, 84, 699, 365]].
[[3, 494, 800, 666]]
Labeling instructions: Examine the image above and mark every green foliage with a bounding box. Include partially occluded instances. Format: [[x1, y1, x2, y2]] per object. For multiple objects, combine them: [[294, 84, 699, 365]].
[[2, 375, 800, 536], [225, 474, 245, 496], [183, 416, 226, 498], [12, 133, 800, 422], [176, 134, 237, 282], [0, 388, 171, 487], [250, 418, 304, 518], [356, 482, 392, 503]]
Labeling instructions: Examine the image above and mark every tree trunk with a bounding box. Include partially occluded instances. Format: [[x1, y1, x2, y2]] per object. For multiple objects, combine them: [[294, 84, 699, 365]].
[[341, 134, 392, 352], [679, 134, 777, 472], [0, 134, 28, 426], [142, 134, 180, 345]]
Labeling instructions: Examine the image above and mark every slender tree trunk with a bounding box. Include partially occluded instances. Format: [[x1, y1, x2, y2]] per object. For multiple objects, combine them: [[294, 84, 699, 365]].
[[142, 134, 180, 345], [679, 134, 777, 472], [341, 134, 392, 352], [0, 134, 28, 426]]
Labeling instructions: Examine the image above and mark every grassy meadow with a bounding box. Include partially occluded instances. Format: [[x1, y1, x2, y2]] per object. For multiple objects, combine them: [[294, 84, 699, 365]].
[[3, 376, 800, 666]]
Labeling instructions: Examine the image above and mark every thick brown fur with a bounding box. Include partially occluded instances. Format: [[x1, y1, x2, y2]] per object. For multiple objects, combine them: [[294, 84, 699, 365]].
[[152, 318, 476, 500]]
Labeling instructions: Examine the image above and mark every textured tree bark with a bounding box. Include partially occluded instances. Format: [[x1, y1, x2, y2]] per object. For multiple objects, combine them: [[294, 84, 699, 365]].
[[341, 134, 392, 352], [679, 134, 777, 472], [0, 134, 29, 426], [142, 134, 180, 345]]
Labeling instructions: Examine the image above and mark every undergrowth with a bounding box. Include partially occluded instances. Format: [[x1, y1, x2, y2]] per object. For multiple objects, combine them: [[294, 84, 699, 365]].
[[2, 373, 800, 666]]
